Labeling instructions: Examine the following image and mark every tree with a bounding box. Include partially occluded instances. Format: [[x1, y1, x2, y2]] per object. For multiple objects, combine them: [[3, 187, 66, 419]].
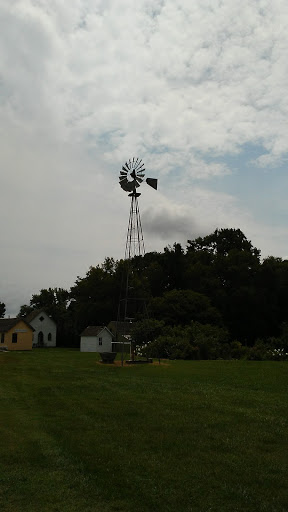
[[70, 260, 119, 333], [0, 301, 6, 318], [150, 289, 222, 327], [187, 228, 260, 259], [29, 288, 70, 313], [16, 226, 286, 350], [254, 256, 288, 339], [18, 305, 34, 318], [186, 228, 261, 342]]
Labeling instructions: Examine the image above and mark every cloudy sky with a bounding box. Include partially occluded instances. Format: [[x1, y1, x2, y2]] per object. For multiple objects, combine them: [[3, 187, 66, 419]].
[[1, 0, 288, 315]]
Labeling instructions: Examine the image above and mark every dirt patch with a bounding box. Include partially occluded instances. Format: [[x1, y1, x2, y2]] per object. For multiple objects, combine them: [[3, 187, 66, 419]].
[[96, 360, 170, 367]]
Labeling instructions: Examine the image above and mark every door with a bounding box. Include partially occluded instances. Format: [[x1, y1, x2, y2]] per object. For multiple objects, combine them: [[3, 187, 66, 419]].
[[38, 331, 44, 347]]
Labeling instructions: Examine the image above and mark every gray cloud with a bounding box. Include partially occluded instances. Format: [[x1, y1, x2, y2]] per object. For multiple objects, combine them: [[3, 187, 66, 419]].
[[143, 205, 203, 243]]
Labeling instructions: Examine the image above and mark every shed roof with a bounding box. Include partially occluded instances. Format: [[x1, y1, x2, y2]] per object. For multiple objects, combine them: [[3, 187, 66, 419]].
[[80, 326, 114, 337], [0, 318, 34, 333]]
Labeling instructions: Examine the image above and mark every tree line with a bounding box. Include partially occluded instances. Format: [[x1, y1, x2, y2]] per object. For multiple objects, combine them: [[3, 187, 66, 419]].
[[6, 227, 288, 359]]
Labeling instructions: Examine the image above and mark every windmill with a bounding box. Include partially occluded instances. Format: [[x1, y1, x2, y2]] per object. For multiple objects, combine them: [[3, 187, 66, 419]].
[[119, 158, 157, 259], [117, 158, 157, 362]]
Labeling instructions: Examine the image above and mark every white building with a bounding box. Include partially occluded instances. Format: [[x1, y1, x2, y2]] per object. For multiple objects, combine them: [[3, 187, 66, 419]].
[[80, 326, 114, 353], [26, 310, 57, 348]]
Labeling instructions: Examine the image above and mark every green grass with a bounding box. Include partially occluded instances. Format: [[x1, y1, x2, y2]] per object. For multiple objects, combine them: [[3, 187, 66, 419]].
[[0, 350, 288, 512]]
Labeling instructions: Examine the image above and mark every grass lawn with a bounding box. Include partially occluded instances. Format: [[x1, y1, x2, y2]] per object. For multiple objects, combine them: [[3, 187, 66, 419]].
[[0, 350, 288, 512]]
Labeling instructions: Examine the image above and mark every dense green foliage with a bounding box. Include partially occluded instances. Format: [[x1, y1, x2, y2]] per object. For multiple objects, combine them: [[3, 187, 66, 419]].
[[0, 301, 5, 318], [1, 350, 288, 512], [17, 228, 288, 356]]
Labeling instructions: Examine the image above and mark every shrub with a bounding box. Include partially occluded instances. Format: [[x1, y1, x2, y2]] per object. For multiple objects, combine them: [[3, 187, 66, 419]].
[[266, 347, 288, 361], [146, 322, 231, 360], [246, 337, 288, 361], [187, 322, 230, 360], [147, 335, 195, 360], [230, 341, 248, 359]]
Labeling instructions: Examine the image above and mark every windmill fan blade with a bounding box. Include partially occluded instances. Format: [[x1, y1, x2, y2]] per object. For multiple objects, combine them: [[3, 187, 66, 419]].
[[146, 178, 158, 190], [135, 159, 142, 171], [119, 177, 129, 185], [127, 182, 135, 191], [120, 171, 127, 176], [136, 177, 143, 183], [122, 166, 129, 172], [120, 179, 133, 192]]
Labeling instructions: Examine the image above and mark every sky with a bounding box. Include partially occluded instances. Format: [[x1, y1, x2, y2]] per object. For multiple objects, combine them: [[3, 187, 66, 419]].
[[1, 0, 288, 316]]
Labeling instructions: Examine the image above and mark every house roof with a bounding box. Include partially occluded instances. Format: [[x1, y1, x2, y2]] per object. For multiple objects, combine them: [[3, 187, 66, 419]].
[[0, 318, 34, 333], [26, 309, 56, 324], [80, 325, 114, 337]]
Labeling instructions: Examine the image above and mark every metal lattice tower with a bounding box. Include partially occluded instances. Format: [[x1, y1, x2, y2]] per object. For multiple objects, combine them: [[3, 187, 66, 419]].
[[125, 191, 145, 260]]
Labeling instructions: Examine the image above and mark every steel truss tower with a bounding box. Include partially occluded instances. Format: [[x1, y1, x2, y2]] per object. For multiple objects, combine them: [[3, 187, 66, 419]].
[[125, 191, 145, 260]]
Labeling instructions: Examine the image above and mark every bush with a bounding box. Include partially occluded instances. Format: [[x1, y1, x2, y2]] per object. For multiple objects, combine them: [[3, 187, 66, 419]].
[[266, 347, 288, 361], [187, 322, 230, 360], [245, 337, 288, 361], [246, 345, 267, 361], [146, 322, 231, 360], [230, 341, 248, 359], [147, 335, 195, 360]]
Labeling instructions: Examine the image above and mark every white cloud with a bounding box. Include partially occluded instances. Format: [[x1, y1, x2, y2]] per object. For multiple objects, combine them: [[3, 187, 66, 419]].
[[3, 0, 288, 164]]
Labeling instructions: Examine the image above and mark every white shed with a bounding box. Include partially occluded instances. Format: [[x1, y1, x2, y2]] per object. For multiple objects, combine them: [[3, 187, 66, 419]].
[[26, 310, 57, 348], [80, 326, 114, 353]]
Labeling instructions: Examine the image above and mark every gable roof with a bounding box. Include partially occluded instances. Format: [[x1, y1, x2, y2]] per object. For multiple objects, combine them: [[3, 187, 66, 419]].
[[80, 325, 114, 337], [0, 318, 34, 333], [25, 309, 56, 324]]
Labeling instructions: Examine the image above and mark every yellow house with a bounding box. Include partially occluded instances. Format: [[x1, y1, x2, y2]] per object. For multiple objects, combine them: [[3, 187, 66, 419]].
[[0, 318, 34, 351]]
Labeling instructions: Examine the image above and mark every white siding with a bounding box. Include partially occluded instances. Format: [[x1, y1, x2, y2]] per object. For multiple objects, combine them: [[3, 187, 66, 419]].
[[30, 312, 57, 347], [80, 329, 113, 352], [80, 336, 97, 352]]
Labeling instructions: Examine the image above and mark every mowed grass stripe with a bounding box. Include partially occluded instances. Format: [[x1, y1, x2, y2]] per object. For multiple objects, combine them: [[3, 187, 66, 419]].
[[0, 350, 288, 512]]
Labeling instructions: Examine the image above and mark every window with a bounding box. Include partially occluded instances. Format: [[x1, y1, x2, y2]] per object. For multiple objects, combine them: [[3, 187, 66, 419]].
[[12, 333, 18, 343], [98, 337, 102, 346], [48, 333, 52, 341], [1, 333, 4, 344], [39, 316, 44, 322]]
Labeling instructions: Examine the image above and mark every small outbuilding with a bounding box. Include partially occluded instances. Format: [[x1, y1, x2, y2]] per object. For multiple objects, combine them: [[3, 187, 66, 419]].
[[26, 310, 57, 348], [0, 318, 34, 351], [80, 326, 114, 353]]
